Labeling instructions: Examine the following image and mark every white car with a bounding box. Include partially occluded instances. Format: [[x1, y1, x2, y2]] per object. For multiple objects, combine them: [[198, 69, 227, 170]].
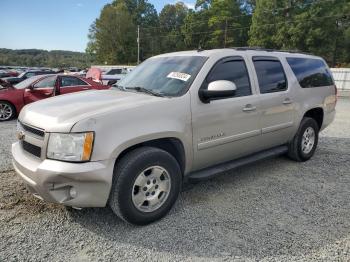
[[101, 68, 133, 85]]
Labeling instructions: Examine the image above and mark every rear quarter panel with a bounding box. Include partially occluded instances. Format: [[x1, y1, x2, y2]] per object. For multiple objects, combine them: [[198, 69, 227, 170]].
[[282, 56, 336, 132]]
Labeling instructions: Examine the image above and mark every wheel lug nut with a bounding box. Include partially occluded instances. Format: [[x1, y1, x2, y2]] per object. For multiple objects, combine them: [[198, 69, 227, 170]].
[[155, 185, 158, 189], [147, 180, 150, 185], [151, 191, 155, 195], [143, 187, 147, 191], [153, 179, 156, 184], [146, 192, 150, 196]]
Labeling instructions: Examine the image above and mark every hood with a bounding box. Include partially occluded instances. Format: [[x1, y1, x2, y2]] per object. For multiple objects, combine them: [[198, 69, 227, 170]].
[[19, 89, 164, 132], [0, 86, 17, 94]]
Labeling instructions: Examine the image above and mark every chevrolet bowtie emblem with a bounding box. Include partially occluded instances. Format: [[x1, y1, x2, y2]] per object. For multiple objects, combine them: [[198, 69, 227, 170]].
[[17, 131, 25, 141]]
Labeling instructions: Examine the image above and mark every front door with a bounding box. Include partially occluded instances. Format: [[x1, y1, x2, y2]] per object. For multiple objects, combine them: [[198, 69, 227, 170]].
[[23, 75, 57, 104], [191, 56, 262, 170]]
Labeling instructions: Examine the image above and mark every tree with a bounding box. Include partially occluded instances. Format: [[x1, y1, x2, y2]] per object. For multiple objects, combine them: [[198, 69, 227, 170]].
[[158, 2, 188, 52], [86, 2, 136, 64], [249, 0, 350, 65]]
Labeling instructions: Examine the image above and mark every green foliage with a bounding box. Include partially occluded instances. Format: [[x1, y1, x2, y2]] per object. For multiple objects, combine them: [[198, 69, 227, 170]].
[[249, 0, 350, 66], [0, 48, 91, 68], [3, 0, 349, 67]]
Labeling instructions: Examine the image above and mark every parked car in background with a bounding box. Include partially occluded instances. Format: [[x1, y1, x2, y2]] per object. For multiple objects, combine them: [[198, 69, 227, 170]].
[[1, 70, 55, 85], [101, 67, 133, 85], [0, 74, 109, 121], [0, 70, 12, 78]]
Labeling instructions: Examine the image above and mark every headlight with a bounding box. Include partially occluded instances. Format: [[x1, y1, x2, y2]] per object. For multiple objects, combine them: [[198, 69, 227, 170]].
[[47, 132, 94, 162]]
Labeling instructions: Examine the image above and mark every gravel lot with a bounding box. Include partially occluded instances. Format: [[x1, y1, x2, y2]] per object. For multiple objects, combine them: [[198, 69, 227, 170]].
[[0, 99, 349, 261]]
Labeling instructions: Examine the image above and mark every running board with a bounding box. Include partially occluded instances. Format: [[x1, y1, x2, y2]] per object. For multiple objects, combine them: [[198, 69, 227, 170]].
[[187, 145, 288, 183]]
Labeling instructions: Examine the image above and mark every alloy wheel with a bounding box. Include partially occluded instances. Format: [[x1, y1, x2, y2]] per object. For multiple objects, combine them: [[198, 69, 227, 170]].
[[131, 166, 171, 213], [0, 103, 13, 121]]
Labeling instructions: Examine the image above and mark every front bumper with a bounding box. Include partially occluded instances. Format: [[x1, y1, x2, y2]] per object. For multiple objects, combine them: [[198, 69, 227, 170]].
[[12, 142, 114, 207]]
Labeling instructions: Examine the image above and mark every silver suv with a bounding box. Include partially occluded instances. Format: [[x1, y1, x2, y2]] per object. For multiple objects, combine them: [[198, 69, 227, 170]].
[[12, 48, 337, 225]]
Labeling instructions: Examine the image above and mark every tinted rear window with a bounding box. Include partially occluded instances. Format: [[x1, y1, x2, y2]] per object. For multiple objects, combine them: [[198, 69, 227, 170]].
[[286, 57, 334, 88], [253, 58, 287, 94]]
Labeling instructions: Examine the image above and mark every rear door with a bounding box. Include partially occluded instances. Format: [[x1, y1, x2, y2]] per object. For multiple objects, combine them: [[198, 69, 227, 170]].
[[58, 76, 91, 95], [23, 75, 57, 104], [251, 56, 296, 148]]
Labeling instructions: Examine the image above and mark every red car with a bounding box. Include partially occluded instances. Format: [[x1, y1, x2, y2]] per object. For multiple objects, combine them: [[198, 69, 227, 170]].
[[0, 74, 109, 121]]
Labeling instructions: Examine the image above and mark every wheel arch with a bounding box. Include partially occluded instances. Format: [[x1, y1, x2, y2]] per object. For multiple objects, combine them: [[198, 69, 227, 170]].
[[114, 137, 187, 177], [303, 107, 324, 130]]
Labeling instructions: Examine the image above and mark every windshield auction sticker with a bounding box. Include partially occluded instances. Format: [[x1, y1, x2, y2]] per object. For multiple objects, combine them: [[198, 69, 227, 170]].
[[167, 72, 191, 82]]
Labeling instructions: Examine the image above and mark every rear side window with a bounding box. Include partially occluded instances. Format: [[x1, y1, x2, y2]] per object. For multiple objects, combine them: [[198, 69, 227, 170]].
[[286, 57, 334, 88], [61, 76, 88, 87], [253, 57, 287, 94], [207, 58, 252, 97]]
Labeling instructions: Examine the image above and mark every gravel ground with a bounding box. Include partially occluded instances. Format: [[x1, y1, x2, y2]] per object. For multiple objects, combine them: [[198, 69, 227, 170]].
[[0, 99, 349, 261]]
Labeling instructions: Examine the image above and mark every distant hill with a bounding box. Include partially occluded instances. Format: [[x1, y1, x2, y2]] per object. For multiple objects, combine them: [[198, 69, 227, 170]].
[[0, 48, 93, 68]]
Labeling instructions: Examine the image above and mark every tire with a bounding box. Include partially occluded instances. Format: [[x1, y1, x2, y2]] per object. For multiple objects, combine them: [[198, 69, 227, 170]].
[[288, 117, 319, 162], [109, 147, 182, 225], [0, 101, 16, 121]]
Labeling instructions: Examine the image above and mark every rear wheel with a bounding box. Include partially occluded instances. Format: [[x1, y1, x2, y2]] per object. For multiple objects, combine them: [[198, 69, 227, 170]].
[[288, 117, 319, 162], [0, 101, 15, 121], [109, 147, 182, 225]]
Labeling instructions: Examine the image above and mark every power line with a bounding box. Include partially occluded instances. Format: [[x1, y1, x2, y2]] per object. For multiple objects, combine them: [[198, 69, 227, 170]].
[[139, 0, 339, 32], [140, 13, 349, 40]]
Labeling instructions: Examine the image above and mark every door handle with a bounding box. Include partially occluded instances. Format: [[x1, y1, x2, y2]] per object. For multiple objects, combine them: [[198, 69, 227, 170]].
[[82, 87, 89, 90], [242, 104, 257, 112], [283, 98, 293, 105]]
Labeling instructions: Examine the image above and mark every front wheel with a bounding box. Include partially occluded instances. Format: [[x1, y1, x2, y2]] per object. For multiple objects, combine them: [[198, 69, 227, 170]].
[[109, 147, 182, 225], [288, 117, 319, 162], [0, 101, 16, 121]]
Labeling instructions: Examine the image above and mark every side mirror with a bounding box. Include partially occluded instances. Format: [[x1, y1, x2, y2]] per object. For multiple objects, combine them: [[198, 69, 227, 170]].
[[199, 80, 237, 103]]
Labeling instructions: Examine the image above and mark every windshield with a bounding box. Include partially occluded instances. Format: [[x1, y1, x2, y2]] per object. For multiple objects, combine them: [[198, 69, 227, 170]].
[[18, 72, 26, 78], [114, 56, 207, 97], [14, 75, 44, 89]]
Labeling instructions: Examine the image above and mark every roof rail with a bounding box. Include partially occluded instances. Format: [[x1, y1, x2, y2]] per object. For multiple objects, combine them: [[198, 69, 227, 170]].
[[231, 46, 311, 55]]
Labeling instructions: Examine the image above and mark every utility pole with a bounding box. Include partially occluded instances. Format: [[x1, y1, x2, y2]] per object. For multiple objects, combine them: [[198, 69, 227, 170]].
[[224, 19, 228, 48], [137, 25, 140, 64], [137, 0, 140, 64]]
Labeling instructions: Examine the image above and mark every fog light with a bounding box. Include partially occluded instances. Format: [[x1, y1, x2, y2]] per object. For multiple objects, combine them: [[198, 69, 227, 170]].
[[69, 187, 77, 198]]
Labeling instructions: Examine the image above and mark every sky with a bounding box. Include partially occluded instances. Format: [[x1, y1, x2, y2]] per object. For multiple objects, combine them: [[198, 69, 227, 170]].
[[0, 0, 195, 52]]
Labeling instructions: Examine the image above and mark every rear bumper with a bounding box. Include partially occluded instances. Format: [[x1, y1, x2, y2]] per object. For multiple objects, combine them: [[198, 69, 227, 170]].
[[12, 142, 114, 207], [321, 109, 336, 131]]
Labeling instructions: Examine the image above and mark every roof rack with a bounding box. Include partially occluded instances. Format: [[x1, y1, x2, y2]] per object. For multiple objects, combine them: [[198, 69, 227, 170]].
[[231, 46, 311, 55]]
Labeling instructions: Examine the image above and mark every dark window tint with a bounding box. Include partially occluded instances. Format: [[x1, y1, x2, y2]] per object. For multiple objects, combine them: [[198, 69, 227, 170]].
[[253, 58, 287, 93], [286, 57, 334, 88], [107, 69, 123, 75], [61, 76, 88, 87], [207, 59, 251, 97]]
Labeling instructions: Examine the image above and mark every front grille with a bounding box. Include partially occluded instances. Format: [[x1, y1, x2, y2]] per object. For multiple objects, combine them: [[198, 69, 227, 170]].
[[20, 122, 45, 138], [22, 141, 41, 158]]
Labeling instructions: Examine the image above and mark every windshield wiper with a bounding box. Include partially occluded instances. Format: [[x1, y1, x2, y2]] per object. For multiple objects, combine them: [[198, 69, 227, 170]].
[[112, 84, 126, 91], [125, 86, 164, 97]]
